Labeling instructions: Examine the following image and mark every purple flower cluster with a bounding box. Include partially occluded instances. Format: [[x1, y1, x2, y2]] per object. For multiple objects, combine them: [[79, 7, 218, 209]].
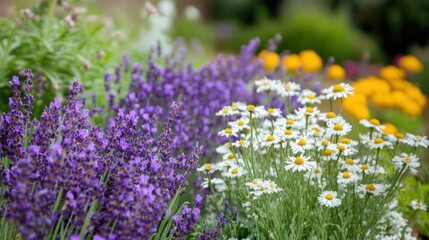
[[0, 70, 201, 239], [105, 39, 272, 156]]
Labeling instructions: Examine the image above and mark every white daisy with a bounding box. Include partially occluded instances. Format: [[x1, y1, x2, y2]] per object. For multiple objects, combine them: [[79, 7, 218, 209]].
[[202, 178, 227, 192], [260, 133, 281, 148], [218, 127, 239, 138], [197, 163, 218, 173], [232, 138, 250, 148], [318, 191, 342, 208], [322, 83, 354, 100], [298, 89, 322, 105], [284, 155, 316, 172], [290, 136, 315, 153], [387, 132, 406, 143], [243, 105, 267, 119], [255, 77, 281, 93], [410, 200, 427, 211], [222, 166, 247, 178], [359, 118, 385, 133], [404, 133, 429, 148], [282, 116, 304, 130], [329, 143, 357, 157], [358, 183, 388, 197], [341, 158, 361, 172], [326, 119, 352, 137], [358, 163, 375, 174], [392, 153, 420, 175], [216, 106, 236, 117], [229, 118, 250, 131], [294, 106, 321, 118], [337, 170, 359, 187], [305, 166, 323, 181], [266, 108, 283, 118], [367, 137, 393, 150], [277, 81, 301, 98], [318, 111, 344, 122], [275, 128, 298, 142], [230, 102, 247, 113]]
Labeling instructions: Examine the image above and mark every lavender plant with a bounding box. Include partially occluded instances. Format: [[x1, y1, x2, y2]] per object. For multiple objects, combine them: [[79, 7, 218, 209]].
[[0, 70, 201, 239], [200, 78, 429, 239]]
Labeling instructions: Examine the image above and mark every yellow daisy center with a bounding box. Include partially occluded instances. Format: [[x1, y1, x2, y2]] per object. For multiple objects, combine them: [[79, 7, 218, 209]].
[[225, 128, 233, 134], [306, 107, 314, 113], [325, 193, 334, 200], [334, 124, 343, 131], [223, 109, 229, 114], [337, 145, 345, 151], [298, 139, 307, 146], [247, 104, 255, 112], [415, 135, 422, 141], [369, 119, 380, 126], [307, 94, 316, 99], [227, 154, 234, 160], [266, 135, 275, 142], [366, 184, 376, 191], [333, 84, 345, 92], [231, 168, 239, 174], [286, 119, 294, 125], [342, 171, 351, 179], [238, 120, 245, 126], [404, 156, 411, 163], [269, 183, 275, 189], [263, 81, 270, 86], [239, 139, 245, 145], [374, 138, 383, 144], [314, 131, 320, 136], [267, 108, 275, 114], [345, 158, 354, 165], [324, 149, 333, 156], [322, 140, 329, 146], [231, 104, 238, 109], [284, 129, 292, 135], [294, 157, 305, 165], [312, 127, 319, 131], [326, 112, 337, 118], [285, 85, 292, 91], [203, 163, 212, 169], [340, 138, 350, 144], [314, 168, 321, 174], [252, 179, 258, 184], [361, 164, 369, 170]]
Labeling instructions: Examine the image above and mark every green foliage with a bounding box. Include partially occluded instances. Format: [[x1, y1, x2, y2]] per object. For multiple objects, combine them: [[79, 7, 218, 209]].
[[0, 0, 121, 116]]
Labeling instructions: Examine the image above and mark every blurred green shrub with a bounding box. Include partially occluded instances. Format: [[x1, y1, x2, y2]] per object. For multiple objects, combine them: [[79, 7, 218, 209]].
[[219, 4, 383, 64], [0, 0, 121, 116]]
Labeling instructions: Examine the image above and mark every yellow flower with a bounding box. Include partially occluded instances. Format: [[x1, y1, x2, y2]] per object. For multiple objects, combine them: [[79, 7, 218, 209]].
[[371, 92, 394, 108], [282, 54, 302, 73], [327, 64, 346, 80], [399, 55, 423, 73], [299, 50, 323, 73], [400, 101, 422, 118], [343, 103, 370, 120], [383, 122, 398, 135], [379, 65, 405, 81], [259, 51, 280, 71]]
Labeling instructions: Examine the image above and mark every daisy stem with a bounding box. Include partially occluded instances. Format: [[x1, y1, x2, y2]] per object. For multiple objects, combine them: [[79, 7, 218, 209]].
[[249, 113, 256, 177], [370, 148, 381, 182], [329, 99, 333, 112], [340, 98, 343, 115]]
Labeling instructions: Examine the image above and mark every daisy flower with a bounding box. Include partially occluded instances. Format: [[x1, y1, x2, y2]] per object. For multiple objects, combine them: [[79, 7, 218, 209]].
[[266, 108, 283, 118], [243, 105, 267, 119], [222, 166, 247, 178], [290, 136, 315, 153], [282, 116, 304, 130], [318, 191, 342, 208], [326, 119, 352, 137], [358, 183, 388, 197], [410, 200, 427, 211], [216, 106, 237, 117], [387, 132, 406, 143], [232, 138, 250, 148], [337, 170, 359, 187], [341, 158, 361, 172], [298, 89, 322, 105], [329, 143, 357, 157], [197, 163, 218, 173], [260, 133, 281, 148], [358, 163, 375, 174], [202, 178, 227, 192], [255, 77, 281, 93], [305, 166, 323, 181], [322, 83, 354, 100], [230, 102, 248, 112], [284, 155, 316, 172], [404, 133, 429, 148], [392, 153, 420, 175], [229, 118, 250, 131], [275, 128, 298, 142], [318, 111, 344, 122], [218, 127, 239, 138], [294, 106, 321, 118], [359, 118, 385, 133], [367, 137, 393, 150], [277, 81, 301, 98]]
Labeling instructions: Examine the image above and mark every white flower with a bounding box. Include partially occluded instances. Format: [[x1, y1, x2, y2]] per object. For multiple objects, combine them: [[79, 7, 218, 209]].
[[229, 118, 250, 131], [298, 89, 322, 105], [322, 83, 354, 100], [281, 116, 304, 130], [367, 137, 393, 150], [275, 128, 298, 142], [216, 106, 238, 117], [232, 138, 250, 148], [255, 77, 281, 93], [202, 178, 227, 192], [358, 163, 376, 174], [358, 183, 388, 197], [392, 153, 420, 175], [290, 136, 315, 153], [337, 170, 359, 187], [410, 200, 427, 211], [341, 158, 361, 172], [277, 81, 301, 98], [305, 166, 323, 181], [295, 106, 321, 118], [327, 143, 357, 157], [318, 111, 344, 122], [266, 107, 283, 118], [247, 179, 282, 199], [260, 133, 281, 148], [284, 155, 316, 172], [222, 166, 247, 178], [404, 133, 429, 148], [243, 105, 267, 119], [218, 127, 238, 137], [197, 163, 217, 173], [326, 119, 352, 137], [318, 191, 342, 208], [359, 119, 385, 133]]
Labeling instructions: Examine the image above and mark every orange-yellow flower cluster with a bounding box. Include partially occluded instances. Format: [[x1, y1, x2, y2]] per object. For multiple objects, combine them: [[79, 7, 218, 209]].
[[258, 50, 324, 74], [344, 59, 426, 120]]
